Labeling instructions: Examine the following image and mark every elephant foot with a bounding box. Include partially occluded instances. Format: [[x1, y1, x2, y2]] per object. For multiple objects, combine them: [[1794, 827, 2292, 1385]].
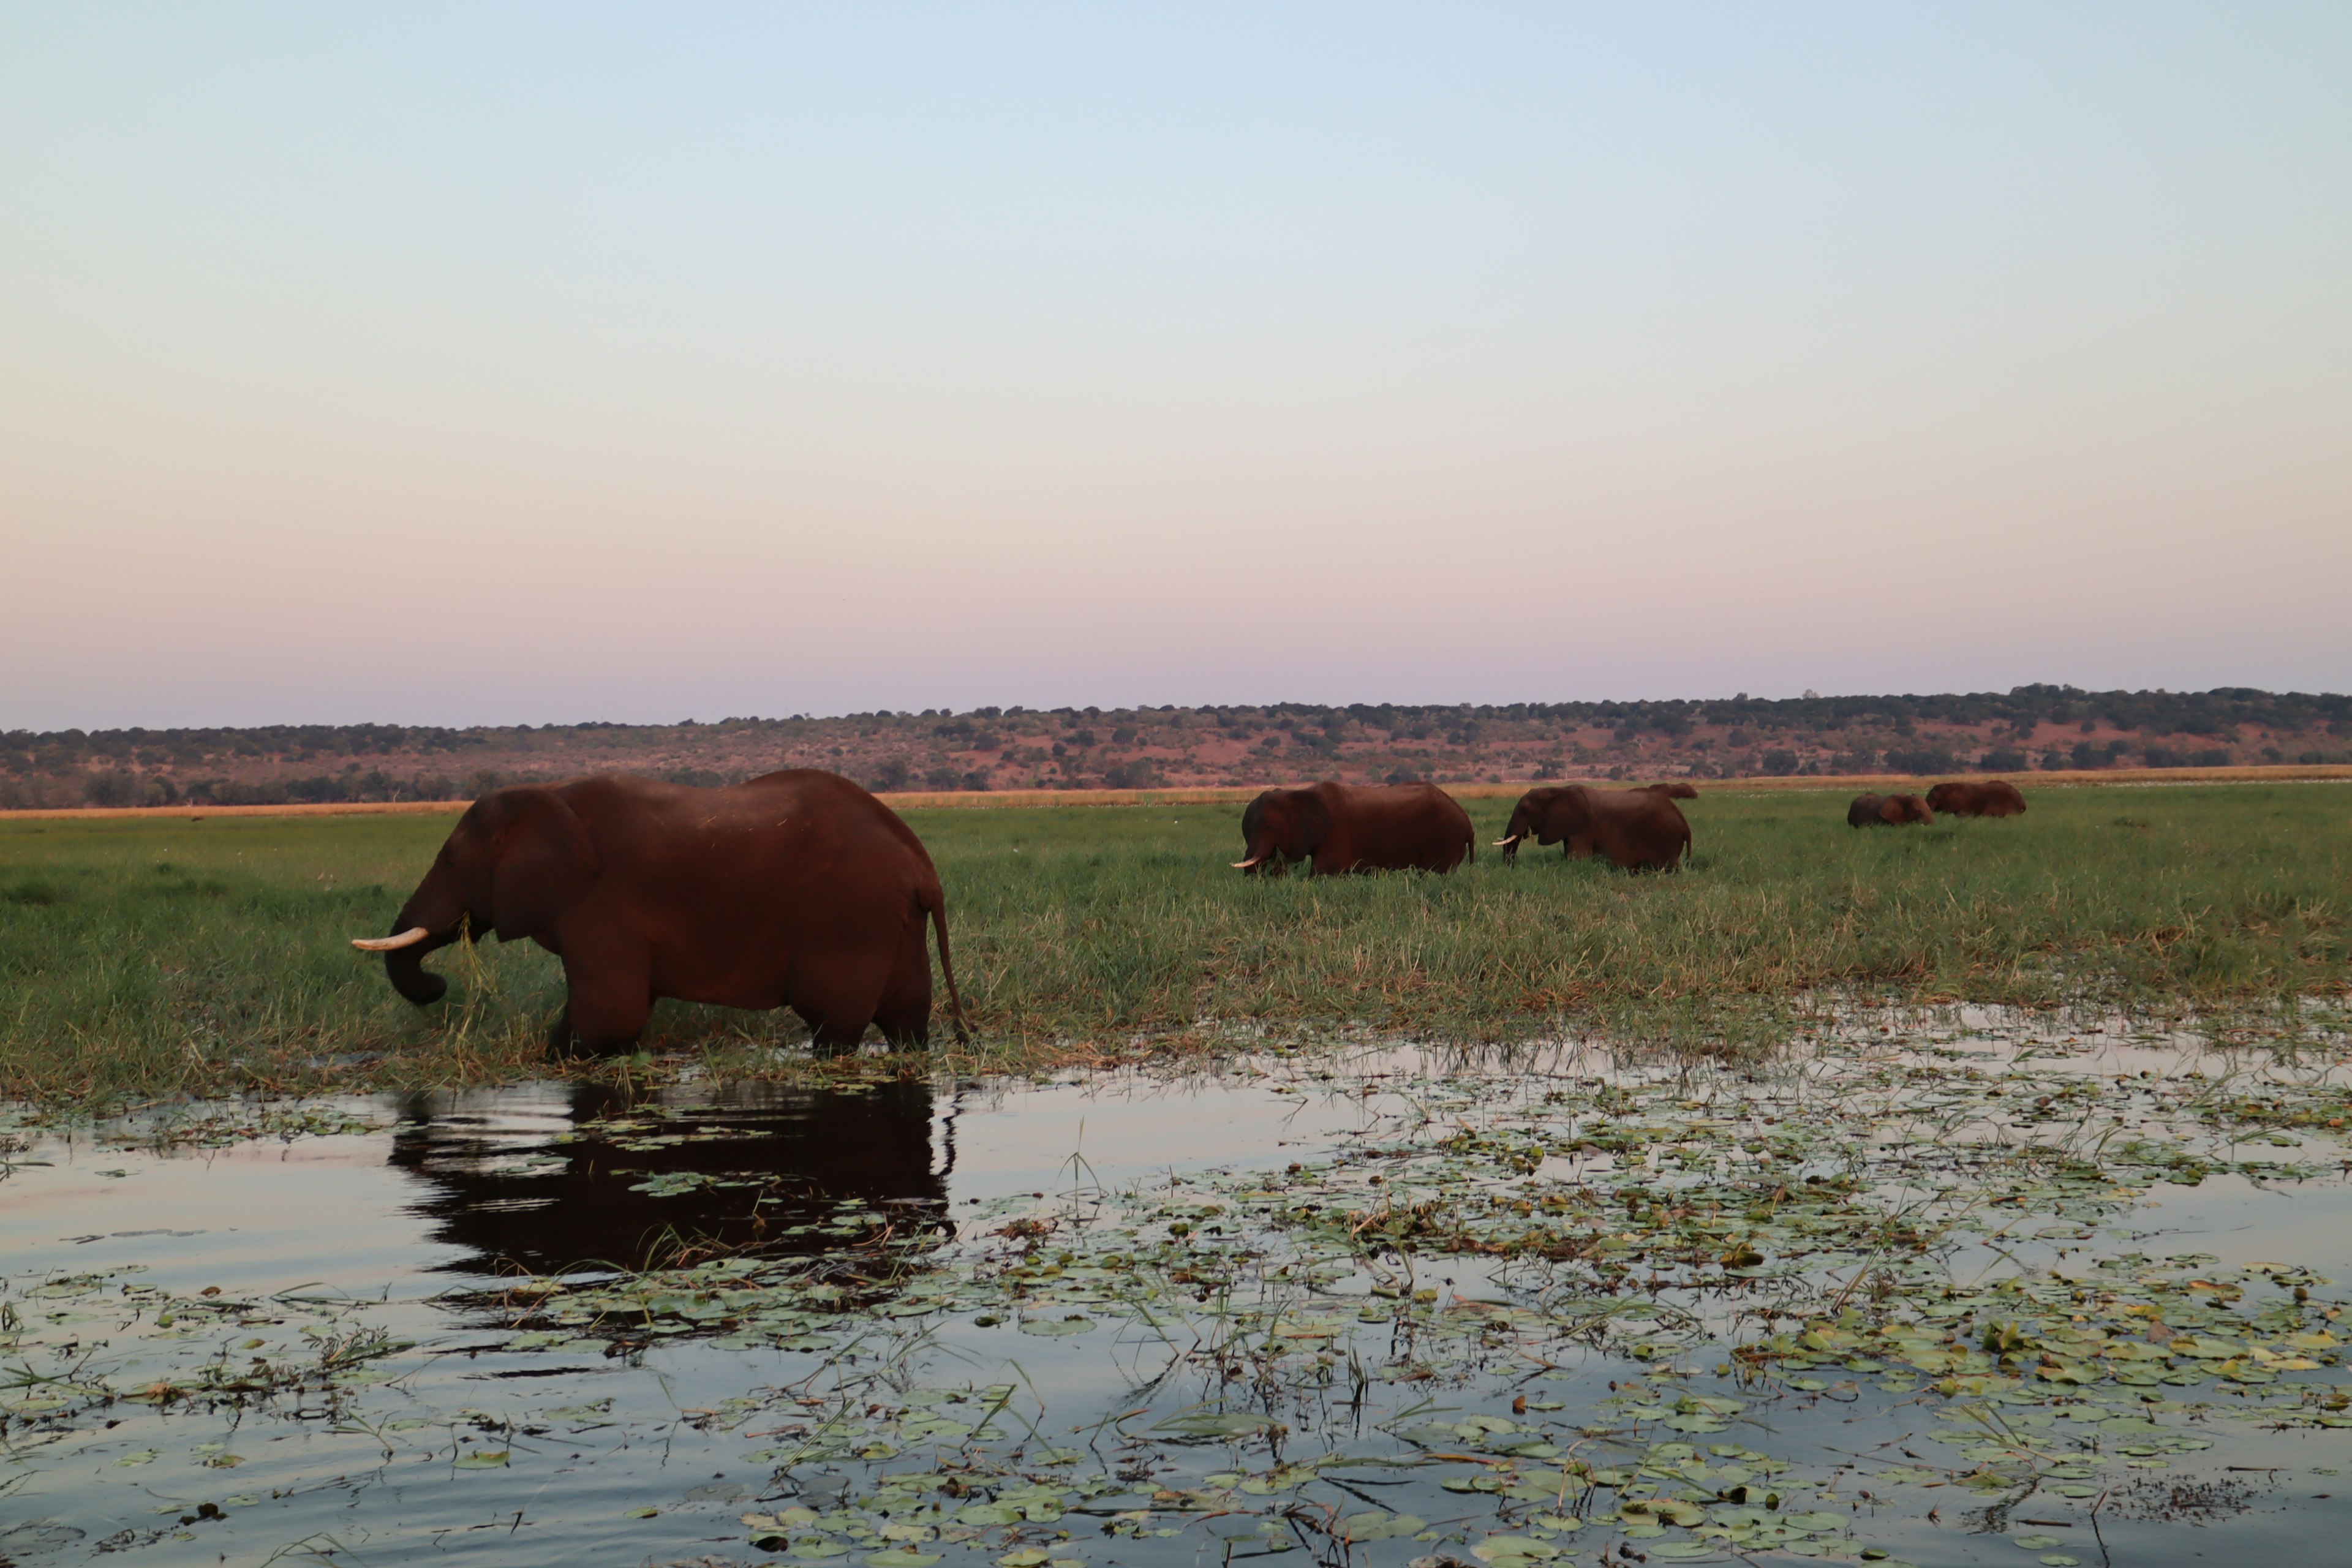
[[545, 1010, 638, 1060], [808, 1022, 870, 1059], [545, 1011, 590, 1061]]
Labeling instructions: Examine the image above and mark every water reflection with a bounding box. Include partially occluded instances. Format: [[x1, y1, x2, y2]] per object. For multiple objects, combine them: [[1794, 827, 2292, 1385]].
[[387, 1079, 951, 1277]]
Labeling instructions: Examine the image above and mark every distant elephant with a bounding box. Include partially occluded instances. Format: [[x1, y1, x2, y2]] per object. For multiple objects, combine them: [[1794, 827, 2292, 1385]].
[[1498, 784, 1691, 870], [1232, 782, 1474, 875], [1646, 781, 1699, 799], [1849, 793, 1933, 827], [1926, 780, 2027, 817], [355, 770, 968, 1058]]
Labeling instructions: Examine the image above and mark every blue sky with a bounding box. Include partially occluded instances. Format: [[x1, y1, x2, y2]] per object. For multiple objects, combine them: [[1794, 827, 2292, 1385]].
[[4, 4, 2346, 726]]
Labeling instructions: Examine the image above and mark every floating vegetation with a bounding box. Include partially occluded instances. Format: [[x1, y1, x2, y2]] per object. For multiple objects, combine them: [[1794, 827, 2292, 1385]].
[[1, 1025, 2348, 1564]]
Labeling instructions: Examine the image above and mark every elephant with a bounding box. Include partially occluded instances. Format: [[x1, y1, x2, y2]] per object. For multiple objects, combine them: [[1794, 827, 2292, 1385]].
[[1232, 782, 1474, 875], [1926, 780, 2027, 817], [353, 770, 968, 1058], [1848, 792, 1933, 827], [1497, 784, 1691, 870], [1646, 781, 1699, 799]]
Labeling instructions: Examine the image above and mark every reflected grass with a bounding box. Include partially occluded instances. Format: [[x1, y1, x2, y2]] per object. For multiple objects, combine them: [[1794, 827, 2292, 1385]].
[[1, 782, 2347, 1104]]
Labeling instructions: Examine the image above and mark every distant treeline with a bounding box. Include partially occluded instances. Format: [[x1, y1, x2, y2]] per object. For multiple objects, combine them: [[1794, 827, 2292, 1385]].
[[2, 684, 2346, 809], [8, 684, 2348, 760]]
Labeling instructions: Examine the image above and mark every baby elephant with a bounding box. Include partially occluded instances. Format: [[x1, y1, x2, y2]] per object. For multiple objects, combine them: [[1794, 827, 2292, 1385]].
[[1848, 793, 1933, 827]]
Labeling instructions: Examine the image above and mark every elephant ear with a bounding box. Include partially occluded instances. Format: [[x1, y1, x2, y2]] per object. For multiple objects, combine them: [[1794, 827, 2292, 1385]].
[[486, 788, 600, 941], [1543, 786, 1588, 838], [1294, 790, 1333, 853]]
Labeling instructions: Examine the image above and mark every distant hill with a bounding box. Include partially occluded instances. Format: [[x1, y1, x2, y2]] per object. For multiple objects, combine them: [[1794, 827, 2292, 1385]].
[[6, 685, 2348, 810]]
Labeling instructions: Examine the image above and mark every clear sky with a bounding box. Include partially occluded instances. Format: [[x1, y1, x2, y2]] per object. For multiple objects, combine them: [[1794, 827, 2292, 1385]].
[[4, 4, 2346, 728]]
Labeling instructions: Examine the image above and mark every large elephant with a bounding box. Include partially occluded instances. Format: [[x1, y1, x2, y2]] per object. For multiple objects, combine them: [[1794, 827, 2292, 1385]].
[[1232, 782, 1474, 875], [1848, 792, 1933, 827], [354, 770, 968, 1058], [1497, 784, 1691, 870], [1926, 780, 2027, 817]]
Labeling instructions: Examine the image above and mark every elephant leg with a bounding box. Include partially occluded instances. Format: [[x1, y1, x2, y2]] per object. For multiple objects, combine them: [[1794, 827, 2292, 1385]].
[[793, 951, 894, 1059], [870, 916, 935, 1051], [549, 936, 653, 1059]]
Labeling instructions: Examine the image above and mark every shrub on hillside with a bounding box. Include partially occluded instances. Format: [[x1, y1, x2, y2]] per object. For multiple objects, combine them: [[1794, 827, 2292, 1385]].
[[1883, 747, 1958, 775], [1102, 761, 1161, 790]]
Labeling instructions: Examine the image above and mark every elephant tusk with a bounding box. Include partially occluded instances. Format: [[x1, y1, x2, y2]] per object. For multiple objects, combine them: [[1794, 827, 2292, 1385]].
[[1231, 855, 1264, 869], [352, 926, 432, 952], [1493, 835, 1522, 847]]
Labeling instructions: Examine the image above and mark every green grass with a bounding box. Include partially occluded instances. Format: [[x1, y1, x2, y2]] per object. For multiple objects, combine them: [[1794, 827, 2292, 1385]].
[[2, 782, 2347, 1104]]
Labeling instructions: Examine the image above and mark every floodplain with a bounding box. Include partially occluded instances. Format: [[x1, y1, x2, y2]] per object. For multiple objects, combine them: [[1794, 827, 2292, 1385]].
[[1, 781, 2346, 1103], [2, 782, 2349, 1567]]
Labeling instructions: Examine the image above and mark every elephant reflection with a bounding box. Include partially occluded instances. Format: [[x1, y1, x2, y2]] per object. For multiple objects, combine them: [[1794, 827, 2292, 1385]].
[[388, 1079, 949, 1277]]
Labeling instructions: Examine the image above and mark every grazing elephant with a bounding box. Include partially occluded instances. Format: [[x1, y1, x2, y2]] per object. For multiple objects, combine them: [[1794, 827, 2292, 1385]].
[[1232, 782, 1474, 875], [1926, 779, 2027, 817], [1646, 781, 1699, 799], [1848, 793, 1934, 827], [354, 771, 968, 1058], [1498, 785, 1691, 870]]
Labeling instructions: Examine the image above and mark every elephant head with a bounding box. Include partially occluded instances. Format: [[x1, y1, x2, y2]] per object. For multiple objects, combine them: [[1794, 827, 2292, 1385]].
[[352, 787, 600, 1005], [1495, 786, 1589, 863], [1924, 782, 1964, 815], [1233, 786, 1331, 873]]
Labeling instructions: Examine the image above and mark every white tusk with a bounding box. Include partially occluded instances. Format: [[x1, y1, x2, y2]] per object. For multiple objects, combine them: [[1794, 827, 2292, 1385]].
[[352, 926, 432, 952], [1493, 835, 1523, 847], [1231, 855, 1263, 869]]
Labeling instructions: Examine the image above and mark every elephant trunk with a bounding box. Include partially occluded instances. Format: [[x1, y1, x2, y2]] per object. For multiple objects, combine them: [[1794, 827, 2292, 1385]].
[[383, 934, 454, 1005], [1496, 806, 1537, 862], [369, 864, 472, 1007]]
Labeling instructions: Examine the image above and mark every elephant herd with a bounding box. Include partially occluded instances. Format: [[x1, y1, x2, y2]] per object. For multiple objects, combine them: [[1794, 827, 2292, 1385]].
[[1849, 778, 2028, 828], [354, 767, 2023, 1060]]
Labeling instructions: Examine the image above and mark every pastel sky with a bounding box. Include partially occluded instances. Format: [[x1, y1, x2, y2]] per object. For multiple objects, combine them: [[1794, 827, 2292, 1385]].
[[4, 4, 2346, 728]]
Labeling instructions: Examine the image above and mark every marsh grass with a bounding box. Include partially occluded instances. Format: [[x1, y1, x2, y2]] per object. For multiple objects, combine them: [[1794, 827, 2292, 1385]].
[[1, 782, 2345, 1104]]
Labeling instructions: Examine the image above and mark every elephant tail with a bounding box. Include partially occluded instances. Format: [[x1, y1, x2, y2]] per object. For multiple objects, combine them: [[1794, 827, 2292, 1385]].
[[925, 884, 973, 1046]]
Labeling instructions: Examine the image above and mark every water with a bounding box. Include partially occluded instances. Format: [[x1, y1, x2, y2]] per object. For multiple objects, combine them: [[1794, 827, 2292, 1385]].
[[2, 1035, 2348, 1567]]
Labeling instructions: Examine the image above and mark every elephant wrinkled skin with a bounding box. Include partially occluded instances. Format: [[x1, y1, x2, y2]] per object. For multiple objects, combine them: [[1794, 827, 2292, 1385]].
[[358, 770, 968, 1058], [1233, 782, 1474, 875], [1498, 785, 1691, 870]]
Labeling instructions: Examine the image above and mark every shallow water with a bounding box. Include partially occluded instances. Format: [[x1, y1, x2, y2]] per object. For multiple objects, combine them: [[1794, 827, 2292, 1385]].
[[2, 1030, 2349, 1568]]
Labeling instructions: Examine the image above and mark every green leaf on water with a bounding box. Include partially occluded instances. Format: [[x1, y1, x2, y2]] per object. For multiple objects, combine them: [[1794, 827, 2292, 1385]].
[[1155, 1412, 1274, 1438], [1784, 1512, 1848, 1532], [1341, 1512, 1425, 1542], [453, 1450, 510, 1468]]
